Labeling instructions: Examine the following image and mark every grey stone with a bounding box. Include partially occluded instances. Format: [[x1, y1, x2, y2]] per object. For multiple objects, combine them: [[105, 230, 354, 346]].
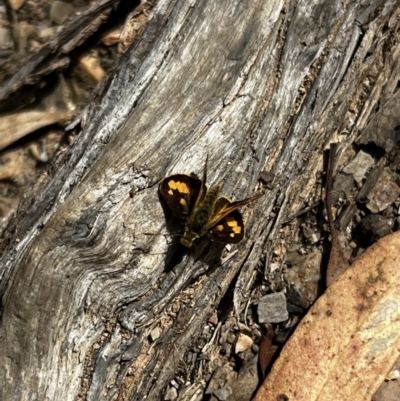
[[257, 292, 288, 323], [343, 150, 375, 183]]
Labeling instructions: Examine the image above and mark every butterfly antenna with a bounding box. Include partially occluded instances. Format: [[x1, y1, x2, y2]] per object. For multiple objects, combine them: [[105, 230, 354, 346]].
[[144, 232, 182, 237], [203, 154, 208, 183]]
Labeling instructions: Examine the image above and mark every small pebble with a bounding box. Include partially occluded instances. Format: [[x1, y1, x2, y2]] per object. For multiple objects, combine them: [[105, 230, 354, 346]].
[[257, 292, 288, 323], [50, 1, 75, 25], [343, 150, 375, 183], [235, 333, 253, 354]]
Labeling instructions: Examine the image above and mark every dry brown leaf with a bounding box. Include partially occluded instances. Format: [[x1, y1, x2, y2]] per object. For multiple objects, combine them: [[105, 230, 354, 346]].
[[0, 149, 27, 180], [77, 51, 106, 82], [258, 324, 275, 378], [253, 231, 400, 401], [235, 333, 253, 354], [8, 0, 25, 11], [101, 27, 122, 46], [0, 111, 71, 151]]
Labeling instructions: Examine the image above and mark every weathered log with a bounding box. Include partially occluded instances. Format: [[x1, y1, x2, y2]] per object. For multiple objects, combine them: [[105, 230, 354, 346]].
[[1, 0, 399, 400]]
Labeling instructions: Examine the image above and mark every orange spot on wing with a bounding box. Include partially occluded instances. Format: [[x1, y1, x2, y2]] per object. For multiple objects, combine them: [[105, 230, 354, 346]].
[[226, 216, 239, 228], [168, 181, 190, 194], [225, 216, 241, 234]]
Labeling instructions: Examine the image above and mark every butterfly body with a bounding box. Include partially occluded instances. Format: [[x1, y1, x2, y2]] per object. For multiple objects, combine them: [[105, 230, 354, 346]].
[[159, 159, 258, 248], [181, 184, 221, 247]]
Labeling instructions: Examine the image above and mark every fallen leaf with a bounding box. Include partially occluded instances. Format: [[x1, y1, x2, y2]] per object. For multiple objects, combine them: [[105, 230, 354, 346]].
[[258, 324, 275, 378], [0, 111, 71, 151], [253, 231, 400, 401], [235, 333, 253, 354], [77, 51, 106, 82]]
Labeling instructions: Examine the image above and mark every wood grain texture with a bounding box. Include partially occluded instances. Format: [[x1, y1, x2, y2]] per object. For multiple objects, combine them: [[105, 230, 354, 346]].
[[0, 0, 399, 400]]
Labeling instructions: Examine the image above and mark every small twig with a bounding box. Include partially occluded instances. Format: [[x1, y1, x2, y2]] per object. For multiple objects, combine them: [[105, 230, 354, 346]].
[[281, 201, 321, 225], [325, 143, 349, 287], [201, 322, 222, 354]]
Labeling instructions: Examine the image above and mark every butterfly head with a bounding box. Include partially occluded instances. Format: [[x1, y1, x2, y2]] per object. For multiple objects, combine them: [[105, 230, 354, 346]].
[[180, 229, 199, 247]]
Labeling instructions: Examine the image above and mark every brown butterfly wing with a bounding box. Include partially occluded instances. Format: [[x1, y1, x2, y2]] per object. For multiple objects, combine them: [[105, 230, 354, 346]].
[[208, 195, 260, 228], [206, 195, 260, 243], [208, 209, 245, 243], [159, 174, 202, 219]]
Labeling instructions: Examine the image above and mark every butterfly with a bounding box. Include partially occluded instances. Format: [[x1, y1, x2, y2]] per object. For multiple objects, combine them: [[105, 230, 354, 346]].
[[159, 158, 259, 247]]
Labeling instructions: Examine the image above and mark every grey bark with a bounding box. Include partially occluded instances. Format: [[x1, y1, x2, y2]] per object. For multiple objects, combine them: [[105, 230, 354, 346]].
[[1, 0, 399, 400]]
